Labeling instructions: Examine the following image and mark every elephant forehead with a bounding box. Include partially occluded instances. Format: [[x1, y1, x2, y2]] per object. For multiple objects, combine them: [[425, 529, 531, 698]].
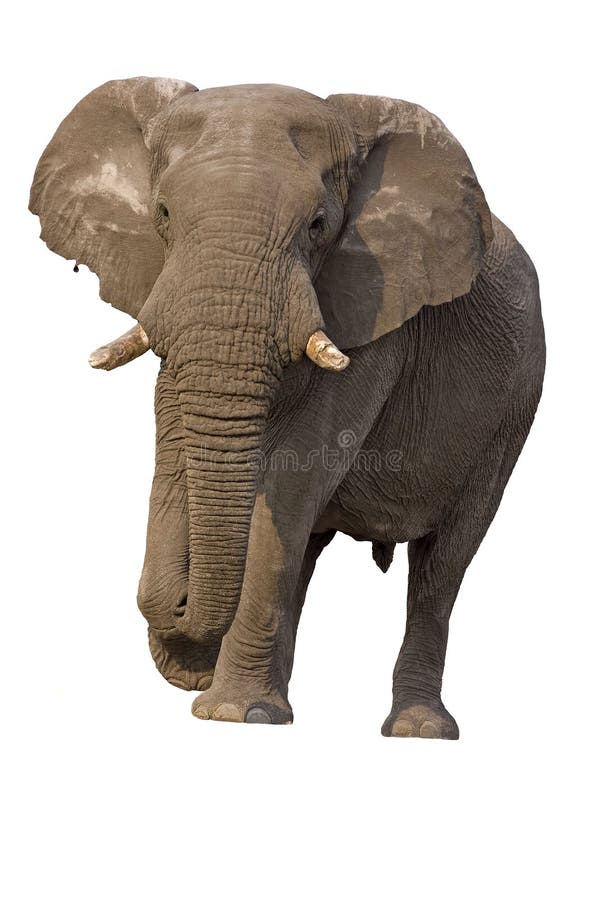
[[180, 83, 329, 117], [154, 84, 346, 157]]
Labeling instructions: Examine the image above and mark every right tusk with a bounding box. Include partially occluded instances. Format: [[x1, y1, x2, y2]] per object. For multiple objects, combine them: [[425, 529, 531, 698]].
[[88, 323, 150, 371], [305, 330, 350, 372]]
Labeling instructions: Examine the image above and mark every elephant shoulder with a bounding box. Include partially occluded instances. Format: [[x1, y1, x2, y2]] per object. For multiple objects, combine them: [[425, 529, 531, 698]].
[[480, 215, 540, 311], [471, 214, 545, 388]]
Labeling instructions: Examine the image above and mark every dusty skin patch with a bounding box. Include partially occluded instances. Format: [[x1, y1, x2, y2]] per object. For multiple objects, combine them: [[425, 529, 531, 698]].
[[153, 78, 191, 103], [375, 97, 451, 149], [75, 162, 149, 216]]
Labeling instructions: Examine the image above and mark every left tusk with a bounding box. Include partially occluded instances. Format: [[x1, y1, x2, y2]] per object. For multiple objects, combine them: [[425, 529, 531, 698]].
[[305, 330, 350, 372], [88, 323, 150, 371]]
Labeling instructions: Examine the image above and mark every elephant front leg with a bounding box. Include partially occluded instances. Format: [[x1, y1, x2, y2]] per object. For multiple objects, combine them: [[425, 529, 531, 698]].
[[191, 495, 334, 724]]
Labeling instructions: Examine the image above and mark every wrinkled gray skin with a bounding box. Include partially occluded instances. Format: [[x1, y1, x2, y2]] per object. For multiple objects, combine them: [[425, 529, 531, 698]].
[[30, 79, 544, 738]]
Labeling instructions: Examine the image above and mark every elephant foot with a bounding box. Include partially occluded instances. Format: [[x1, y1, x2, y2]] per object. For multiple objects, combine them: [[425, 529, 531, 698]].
[[381, 700, 459, 740], [148, 628, 217, 692], [191, 684, 293, 725]]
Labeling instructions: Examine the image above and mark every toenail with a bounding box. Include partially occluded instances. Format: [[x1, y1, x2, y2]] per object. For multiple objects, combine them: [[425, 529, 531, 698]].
[[213, 703, 243, 722], [419, 720, 439, 738], [245, 707, 272, 724], [392, 719, 414, 737]]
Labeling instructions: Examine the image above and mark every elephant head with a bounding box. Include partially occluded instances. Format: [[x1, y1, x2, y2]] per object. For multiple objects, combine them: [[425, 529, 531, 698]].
[[30, 78, 492, 649]]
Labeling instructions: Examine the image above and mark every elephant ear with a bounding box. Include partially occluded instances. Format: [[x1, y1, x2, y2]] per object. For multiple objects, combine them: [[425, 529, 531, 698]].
[[316, 94, 493, 349], [29, 77, 198, 318]]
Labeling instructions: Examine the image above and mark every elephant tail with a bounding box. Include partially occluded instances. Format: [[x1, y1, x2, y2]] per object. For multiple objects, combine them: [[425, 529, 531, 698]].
[[372, 541, 395, 573]]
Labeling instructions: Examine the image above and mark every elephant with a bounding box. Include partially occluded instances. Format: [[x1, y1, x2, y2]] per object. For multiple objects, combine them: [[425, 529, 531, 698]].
[[30, 78, 545, 739]]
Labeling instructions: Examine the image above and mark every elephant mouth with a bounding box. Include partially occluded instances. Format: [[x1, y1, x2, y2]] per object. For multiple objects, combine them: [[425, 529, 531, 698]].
[[173, 595, 187, 618]]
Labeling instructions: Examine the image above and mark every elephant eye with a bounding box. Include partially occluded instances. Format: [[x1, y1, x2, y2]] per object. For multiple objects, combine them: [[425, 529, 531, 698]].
[[308, 211, 326, 241], [158, 203, 169, 221]]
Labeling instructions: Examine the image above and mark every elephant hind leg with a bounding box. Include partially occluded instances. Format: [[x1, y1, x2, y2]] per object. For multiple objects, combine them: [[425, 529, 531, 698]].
[[383, 395, 541, 739]]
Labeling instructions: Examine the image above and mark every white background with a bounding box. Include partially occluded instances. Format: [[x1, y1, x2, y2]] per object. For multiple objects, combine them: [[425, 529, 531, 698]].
[[2, 1, 598, 897]]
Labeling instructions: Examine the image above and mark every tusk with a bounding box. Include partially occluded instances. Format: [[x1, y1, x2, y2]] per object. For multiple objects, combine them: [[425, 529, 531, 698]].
[[305, 330, 350, 372], [88, 324, 150, 371]]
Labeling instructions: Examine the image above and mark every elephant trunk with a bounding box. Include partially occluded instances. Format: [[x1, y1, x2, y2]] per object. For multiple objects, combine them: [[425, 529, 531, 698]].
[[174, 355, 275, 646]]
